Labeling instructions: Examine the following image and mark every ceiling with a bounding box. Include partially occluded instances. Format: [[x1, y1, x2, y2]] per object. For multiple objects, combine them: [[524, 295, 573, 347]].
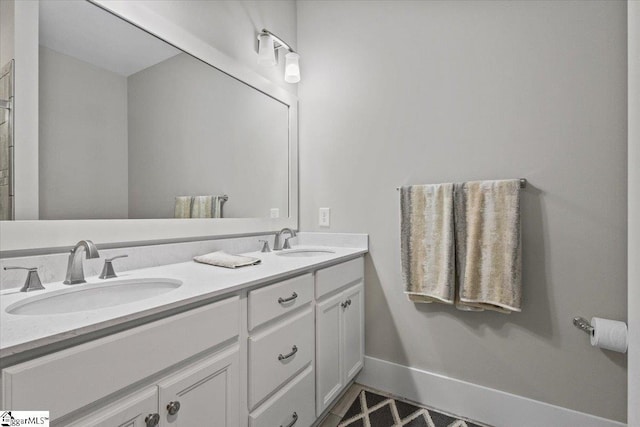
[[39, 0, 180, 76]]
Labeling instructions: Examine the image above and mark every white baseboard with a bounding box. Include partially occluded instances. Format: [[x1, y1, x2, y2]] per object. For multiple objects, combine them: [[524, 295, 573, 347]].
[[357, 356, 625, 427]]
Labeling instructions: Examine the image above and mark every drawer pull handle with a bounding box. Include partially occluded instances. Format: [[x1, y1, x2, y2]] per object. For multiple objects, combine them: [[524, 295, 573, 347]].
[[167, 401, 181, 415], [145, 413, 160, 427], [281, 412, 298, 427], [278, 345, 298, 361], [278, 292, 298, 304], [341, 299, 352, 308]]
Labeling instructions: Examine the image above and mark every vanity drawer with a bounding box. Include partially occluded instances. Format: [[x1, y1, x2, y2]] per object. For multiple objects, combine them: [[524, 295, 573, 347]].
[[248, 307, 314, 408], [249, 365, 315, 427], [248, 273, 313, 330], [1, 296, 240, 420], [316, 257, 364, 299]]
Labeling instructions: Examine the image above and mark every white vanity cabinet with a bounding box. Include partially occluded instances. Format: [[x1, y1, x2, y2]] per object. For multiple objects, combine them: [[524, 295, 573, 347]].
[[247, 273, 316, 426], [1, 254, 366, 427], [67, 346, 240, 427], [1, 296, 241, 425], [157, 346, 240, 426], [315, 258, 365, 416], [66, 387, 159, 427]]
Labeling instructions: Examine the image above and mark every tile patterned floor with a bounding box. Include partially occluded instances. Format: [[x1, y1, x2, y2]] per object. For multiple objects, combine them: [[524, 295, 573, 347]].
[[319, 384, 487, 427]]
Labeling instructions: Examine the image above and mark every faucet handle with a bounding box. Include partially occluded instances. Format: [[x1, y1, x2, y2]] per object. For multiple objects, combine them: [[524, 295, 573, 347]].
[[99, 254, 128, 279], [259, 240, 271, 253], [4, 266, 45, 292], [283, 237, 293, 249]]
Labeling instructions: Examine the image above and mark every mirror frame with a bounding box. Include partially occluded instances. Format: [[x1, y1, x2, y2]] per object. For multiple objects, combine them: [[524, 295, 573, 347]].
[[0, 0, 298, 255]]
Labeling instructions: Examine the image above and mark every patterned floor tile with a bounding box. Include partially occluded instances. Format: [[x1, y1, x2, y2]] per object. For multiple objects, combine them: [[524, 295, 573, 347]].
[[337, 389, 488, 427]]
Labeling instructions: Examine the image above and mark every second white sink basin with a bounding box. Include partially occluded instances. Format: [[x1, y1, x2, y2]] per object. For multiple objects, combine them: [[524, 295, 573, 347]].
[[6, 278, 182, 316], [275, 249, 336, 258]]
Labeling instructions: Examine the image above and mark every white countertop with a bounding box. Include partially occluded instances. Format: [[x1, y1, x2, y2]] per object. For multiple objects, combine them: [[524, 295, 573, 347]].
[[0, 245, 367, 361]]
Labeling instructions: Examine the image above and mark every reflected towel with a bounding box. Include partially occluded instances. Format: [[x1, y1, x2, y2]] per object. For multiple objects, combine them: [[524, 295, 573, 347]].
[[212, 196, 225, 218], [400, 183, 455, 304], [191, 196, 213, 218], [174, 196, 192, 218], [194, 250, 261, 269], [454, 179, 522, 313]]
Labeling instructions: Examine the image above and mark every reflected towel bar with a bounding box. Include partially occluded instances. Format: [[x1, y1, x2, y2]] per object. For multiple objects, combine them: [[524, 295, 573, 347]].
[[396, 178, 527, 191]]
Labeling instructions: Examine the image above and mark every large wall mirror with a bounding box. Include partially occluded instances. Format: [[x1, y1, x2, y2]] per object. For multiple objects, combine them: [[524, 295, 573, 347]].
[[38, 1, 289, 220], [0, 0, 298, 253]]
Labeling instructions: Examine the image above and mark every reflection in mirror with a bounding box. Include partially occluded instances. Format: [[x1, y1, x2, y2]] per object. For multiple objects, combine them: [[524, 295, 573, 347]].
[[36, 0, 289, 220]]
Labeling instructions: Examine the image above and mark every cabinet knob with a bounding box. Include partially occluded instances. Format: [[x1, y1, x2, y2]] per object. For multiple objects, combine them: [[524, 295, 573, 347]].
[[167, 401, 181, 415], [281, 411, 298, 427], [145, 413, 160, 427]]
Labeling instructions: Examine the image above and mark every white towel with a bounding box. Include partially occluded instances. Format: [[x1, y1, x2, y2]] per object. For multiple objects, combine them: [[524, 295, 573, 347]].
[[400, 183, 456, 304], [193, 250, 261, 269], [454, 179, 522, 313], [174, 196, 192, 218]]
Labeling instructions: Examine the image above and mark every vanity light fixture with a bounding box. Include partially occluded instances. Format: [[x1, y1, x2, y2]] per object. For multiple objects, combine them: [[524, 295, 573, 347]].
[[257, 29, 300, 83]]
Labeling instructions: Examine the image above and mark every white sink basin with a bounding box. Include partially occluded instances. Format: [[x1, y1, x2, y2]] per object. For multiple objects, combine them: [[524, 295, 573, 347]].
[[6, 278, 182, 316], [275, 249, 336, 258]]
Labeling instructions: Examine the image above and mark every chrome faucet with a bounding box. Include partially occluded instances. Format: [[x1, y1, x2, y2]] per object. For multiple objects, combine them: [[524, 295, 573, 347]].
[[273, 228, 296, 251], [64, 240, 100, 285]]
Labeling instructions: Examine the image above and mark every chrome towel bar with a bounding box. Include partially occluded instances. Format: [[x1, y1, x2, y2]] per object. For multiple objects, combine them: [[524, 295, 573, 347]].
[[396, 178, 527, 191]]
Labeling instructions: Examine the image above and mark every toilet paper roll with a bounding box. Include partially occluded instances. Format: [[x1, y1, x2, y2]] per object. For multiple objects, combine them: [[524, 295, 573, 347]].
[[590, 317, 628, 353]]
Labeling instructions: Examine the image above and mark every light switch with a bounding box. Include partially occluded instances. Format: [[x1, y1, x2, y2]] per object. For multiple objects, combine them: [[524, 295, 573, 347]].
[[270, 208, 280, 218], [319, 207, 331, 227]]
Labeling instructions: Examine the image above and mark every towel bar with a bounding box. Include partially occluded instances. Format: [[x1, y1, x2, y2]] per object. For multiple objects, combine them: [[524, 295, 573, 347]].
[[573, 316, 594, 335], [396, 178, 527, 191]]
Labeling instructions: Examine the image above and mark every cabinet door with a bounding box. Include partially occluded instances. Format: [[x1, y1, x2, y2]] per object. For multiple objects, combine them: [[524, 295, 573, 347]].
[[315, 292, 344, 416], [342, 281, 364, 383], [158, 345, 240, 427], [66, 387, 158, 427]]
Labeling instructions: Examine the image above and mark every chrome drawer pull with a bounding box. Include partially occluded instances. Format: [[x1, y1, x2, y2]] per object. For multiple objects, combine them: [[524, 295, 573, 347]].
[[278, 292, 298, 304], [281, 412, 298, 427], [278, 345, 298, 361]]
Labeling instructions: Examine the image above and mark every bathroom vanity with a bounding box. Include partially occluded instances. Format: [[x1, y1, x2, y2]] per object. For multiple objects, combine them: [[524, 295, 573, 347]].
[[0, 1, 366, 424], [0, 245, 366, 426]]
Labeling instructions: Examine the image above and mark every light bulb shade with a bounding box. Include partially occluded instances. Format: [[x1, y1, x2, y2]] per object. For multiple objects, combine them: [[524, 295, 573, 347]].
[[284, 52, 300, 83], [258, 33, 276, 66]]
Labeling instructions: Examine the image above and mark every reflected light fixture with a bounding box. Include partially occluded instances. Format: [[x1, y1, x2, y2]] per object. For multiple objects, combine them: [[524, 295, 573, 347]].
[[257, 28, 300, 84]]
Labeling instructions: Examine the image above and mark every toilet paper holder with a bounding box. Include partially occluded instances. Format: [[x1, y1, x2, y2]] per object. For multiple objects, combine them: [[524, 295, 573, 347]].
[[573, 317, 594, 335]]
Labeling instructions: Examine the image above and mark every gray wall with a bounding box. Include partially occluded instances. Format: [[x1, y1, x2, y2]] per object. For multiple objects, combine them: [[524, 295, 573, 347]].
[[39, 46, 128, 219], [130, 0, 297, 96], [298, 0, 627, 422], [628, 2, 640, 424], [0, 0, 14, 67], [127, 53, 289, 219]]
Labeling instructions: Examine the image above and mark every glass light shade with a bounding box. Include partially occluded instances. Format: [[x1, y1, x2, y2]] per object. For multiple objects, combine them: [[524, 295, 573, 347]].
[[257, 33, 276, 66], [284, 52, 300, 83]]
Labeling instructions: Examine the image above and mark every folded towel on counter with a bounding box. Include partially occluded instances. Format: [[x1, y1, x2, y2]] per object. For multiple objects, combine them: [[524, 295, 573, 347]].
[[191, 196, 213, 218], [400, 183, 456, 304], [193, 250, 261, 269], [174, 196, 193, 218], [454, 179, 522, 313]]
